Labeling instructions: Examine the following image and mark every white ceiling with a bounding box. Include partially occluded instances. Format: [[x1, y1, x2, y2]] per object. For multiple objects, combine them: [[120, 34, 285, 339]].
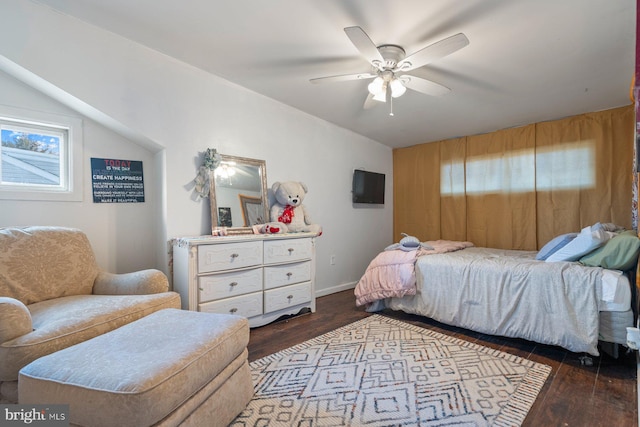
[[33, 0, 635, 149]]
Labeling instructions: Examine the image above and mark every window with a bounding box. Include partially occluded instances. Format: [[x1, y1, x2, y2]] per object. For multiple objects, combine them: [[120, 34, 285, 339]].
[[0, 106, 82, 201], [440, 141, 595, 196]]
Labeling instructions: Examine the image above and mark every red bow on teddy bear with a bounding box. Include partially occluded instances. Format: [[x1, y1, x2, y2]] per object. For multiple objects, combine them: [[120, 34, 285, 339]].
[[278, 205, 295, 224]]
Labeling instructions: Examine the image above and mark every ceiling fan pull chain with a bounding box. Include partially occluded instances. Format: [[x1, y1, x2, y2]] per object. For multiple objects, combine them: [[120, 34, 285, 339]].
[[389, 96, 394, 116]]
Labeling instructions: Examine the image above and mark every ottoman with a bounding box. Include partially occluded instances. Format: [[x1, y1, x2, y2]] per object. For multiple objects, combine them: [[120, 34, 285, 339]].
[[18, 309, 254, 427]]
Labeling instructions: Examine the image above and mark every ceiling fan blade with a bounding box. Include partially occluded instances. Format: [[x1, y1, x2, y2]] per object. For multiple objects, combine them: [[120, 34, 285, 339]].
[[363, 93, 378, 110], [402, 75, 450, 96], [397, 33, 469, 72], [310, 72, 376, 84], [344, 26, 384, 66]]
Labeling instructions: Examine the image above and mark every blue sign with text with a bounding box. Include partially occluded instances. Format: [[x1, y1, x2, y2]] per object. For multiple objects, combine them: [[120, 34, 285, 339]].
[[91, 158, 145, 203]]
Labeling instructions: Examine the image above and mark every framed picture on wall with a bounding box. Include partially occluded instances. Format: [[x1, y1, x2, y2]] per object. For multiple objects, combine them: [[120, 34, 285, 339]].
[[218, 207, 232, 227]]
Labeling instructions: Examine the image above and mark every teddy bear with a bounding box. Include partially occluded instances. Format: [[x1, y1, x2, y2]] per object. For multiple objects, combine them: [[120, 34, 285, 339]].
[[270, 181, 322, 234]]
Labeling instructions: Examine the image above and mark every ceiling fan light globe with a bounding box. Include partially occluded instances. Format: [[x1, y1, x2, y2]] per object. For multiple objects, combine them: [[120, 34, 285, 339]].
[[367, 76, 384, 95], [390, 79, 406, 98], [215, 164, 236, 178]]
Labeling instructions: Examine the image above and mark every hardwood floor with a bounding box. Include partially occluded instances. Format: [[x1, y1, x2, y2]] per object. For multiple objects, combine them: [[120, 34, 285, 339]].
[[248, 290, 638, 427]]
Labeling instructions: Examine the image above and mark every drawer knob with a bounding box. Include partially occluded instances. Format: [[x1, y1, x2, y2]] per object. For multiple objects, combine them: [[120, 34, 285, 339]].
[[230, 253, 239, 258], [287, 295, 293, 300], [230, 308, 238, 313], [286, 272, 293, 277], [229, 282, 238, 287], [288, 248, 294, 253]]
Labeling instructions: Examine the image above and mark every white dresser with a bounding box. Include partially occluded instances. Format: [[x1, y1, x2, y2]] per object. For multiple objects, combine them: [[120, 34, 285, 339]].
[[172, 233, 317, 327]]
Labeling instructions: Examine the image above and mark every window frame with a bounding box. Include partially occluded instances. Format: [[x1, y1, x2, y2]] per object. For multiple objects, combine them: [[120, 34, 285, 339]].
[[0, 105, 82, 202]]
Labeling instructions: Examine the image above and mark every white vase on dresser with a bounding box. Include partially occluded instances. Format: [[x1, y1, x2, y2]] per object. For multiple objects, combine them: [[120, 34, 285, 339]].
[[172, 232, 317, 327]]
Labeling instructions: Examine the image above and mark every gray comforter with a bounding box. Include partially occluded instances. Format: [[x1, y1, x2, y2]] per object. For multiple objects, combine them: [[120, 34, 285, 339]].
[[382, 247, 603, 355]]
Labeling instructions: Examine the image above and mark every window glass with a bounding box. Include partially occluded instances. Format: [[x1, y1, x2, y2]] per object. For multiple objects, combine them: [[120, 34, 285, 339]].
[[1, 123, 65, 188], [0, 106, 82, 201]]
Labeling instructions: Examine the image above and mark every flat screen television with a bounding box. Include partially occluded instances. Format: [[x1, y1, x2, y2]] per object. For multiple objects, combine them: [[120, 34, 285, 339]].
[[352, 169, 385, 204]]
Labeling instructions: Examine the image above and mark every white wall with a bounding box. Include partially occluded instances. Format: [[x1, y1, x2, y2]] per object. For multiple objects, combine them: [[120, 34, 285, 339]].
[[0, 0, 393, 295], [0, 71, 159, 273]]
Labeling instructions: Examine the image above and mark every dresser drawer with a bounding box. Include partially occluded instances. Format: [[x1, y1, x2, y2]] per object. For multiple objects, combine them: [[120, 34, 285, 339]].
[[198, 241, 262, 273], [198, 267, 262, 303], [199, 292, 263, 318], [264, 238, 312, 264], [264, 282, 311, 312], [264, 261, 311, 290]]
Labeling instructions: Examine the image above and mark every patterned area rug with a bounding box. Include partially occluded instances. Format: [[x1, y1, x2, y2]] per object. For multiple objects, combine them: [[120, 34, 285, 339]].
[[231, 315, 552, 426]]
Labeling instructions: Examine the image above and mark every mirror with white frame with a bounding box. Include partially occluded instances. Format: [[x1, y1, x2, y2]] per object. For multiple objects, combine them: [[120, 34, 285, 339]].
[[209, 155, 269, 234]]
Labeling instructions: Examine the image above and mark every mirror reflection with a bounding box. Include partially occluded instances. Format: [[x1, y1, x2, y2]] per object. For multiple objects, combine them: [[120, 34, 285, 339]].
[[209, 155, 268, 233]]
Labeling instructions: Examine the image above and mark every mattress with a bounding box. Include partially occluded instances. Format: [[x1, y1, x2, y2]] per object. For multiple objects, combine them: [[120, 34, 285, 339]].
[[599, 269, 631, 312], [599, 309, 634, 344], [597, 269, 633, 345]]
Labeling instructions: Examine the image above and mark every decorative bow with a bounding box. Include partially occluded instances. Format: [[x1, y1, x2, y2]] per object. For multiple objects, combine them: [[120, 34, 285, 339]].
[[278, 205, 295, 224]]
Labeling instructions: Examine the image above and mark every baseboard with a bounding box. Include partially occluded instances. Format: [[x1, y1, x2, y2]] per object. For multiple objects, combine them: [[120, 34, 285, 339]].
[[315, 281, 356, 298]]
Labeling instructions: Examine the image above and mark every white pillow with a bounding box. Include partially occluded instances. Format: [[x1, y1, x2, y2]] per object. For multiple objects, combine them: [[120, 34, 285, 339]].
[[545, 224, 610, 262], [536, 232, 578, 261]]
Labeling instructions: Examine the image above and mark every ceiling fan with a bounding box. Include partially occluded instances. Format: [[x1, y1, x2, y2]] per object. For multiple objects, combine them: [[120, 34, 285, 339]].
[[310, 26, 469, 114]]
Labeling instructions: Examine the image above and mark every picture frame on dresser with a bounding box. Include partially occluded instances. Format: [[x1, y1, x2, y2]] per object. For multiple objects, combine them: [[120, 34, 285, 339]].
[[239, 194, 264, 226], [218, 207, 232, 227]]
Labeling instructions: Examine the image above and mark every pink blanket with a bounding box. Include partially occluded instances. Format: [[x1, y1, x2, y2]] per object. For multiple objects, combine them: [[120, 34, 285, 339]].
[[354, 240, 473, 307]]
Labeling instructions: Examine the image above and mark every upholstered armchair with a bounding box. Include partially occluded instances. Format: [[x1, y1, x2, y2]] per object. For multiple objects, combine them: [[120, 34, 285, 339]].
[[0, 226, 181, 403]]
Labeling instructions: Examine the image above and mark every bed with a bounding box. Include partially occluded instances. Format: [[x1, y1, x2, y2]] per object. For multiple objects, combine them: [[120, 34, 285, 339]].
[[355, 230, 639, 357]]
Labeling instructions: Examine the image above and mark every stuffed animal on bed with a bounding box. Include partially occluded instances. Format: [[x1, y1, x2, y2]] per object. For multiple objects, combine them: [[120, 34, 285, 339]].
[[385, 233, 433, 252], [270, 181, 322, 234]]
